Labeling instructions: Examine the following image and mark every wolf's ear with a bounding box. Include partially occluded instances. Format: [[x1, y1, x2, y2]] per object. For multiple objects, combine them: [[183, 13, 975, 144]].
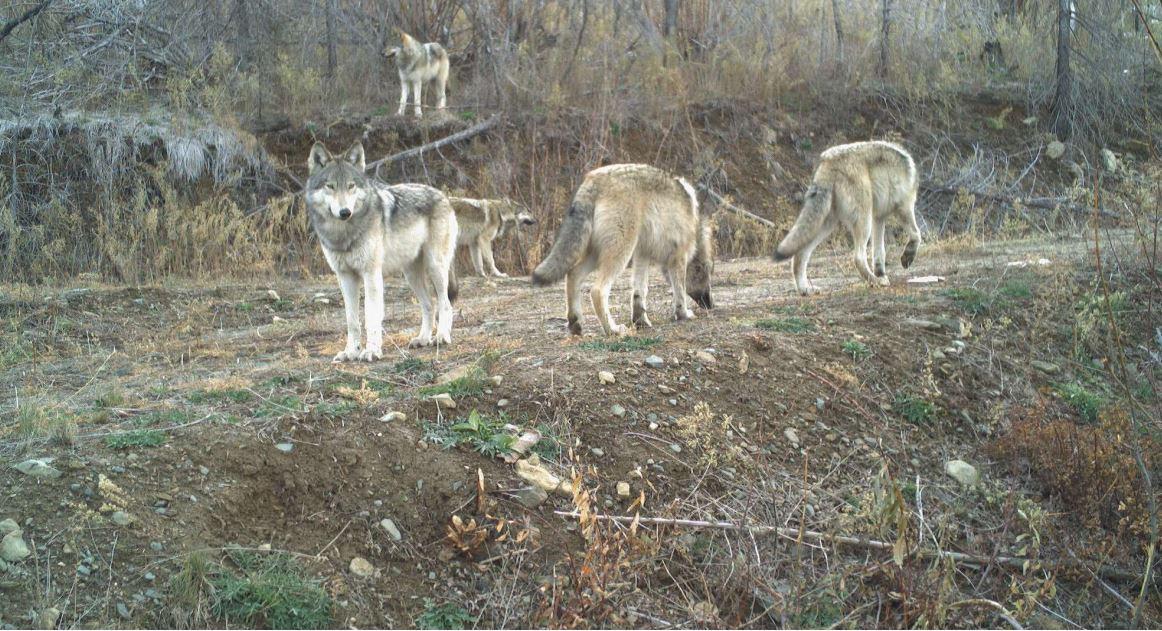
[[343, 143, 366, 172], [308, 143, 332, 174], [399, 31, 417, 47]]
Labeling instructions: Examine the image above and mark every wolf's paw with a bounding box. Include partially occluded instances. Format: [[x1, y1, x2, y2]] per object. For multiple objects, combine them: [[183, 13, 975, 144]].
[[435, 332, 452, 346], [677, 308, 695, 321], [633, 315, 653, 329], [332, 348, 361, 363], [875, 264, 886, 277], [492, 271, 509, 278], [873, 276, 890, 287], [609, 324, 629, 337], [797, 284, 819, 296], [408, 335, 433, 348], [357, 347, 383, 362]]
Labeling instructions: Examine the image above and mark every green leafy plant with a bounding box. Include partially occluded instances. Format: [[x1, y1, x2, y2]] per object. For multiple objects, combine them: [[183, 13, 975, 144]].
[[894, 394, 936, 425], [841, 340, 871, 360], [1055, 382, 1105, 424], [211, 549, 332, 629], [942, 287, 991, 316], [416, 599, 473, 630], [580, 336, 662, 352], [106, 429, 167, 449], [755, 317, 814, 333], [424, 410, 517, 458]]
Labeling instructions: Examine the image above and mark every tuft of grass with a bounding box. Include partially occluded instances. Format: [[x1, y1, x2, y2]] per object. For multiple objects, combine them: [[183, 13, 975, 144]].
[[1055, 382, 1105, 424], [211, 549, 332, 629], [423, 410, 516, 458], [169, 551, 216, 627], [894, 394, 936, 425], [942, 287, 991, 316], [106, 429, 167, 449], [418, 368, 489, 399], [416, 599, 473, 630], [16, 405, 76, 445], [95, 387, 127, 409], [189, 389, 253, 404], [530, 423, 563, 463], [580, 336, 662, 352], [841, 340, 871, 360], [998, 279, 1033, 300], [755, 317, 814, 333]]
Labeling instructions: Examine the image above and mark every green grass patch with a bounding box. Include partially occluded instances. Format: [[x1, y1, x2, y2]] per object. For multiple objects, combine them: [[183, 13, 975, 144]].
[[106, 429, 167, 449], [579, 336, 662, 352], [418, 367, 489, 399], [416, 599, 473, 630], [94, 387, 127, 409], [423, 410, 516, 458], [255, 395, 305, 418], [998, 279, 1033, 300], [841, 340, 871, 360], [270, 299, 295, 311], [16, 405, 76, 445], [189, 389, 253, 404], [310, 400, 356, 419], [530, 423, 563, 463], [211, 548, 332, 629], [1055, 382, 1106, 424], [755, 317, 814, 333], [942, 287, 992, 316], [894, 394, 936, 425]]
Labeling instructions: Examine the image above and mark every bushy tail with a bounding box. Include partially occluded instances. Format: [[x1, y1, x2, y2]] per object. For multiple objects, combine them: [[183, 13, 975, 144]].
[[531, 188, 597, 286], [773, 185, 831, 261], [447, 265, 459, 303]]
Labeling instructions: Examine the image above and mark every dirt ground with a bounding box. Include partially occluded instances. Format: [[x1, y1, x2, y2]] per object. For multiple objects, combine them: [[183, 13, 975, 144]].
[[0, 231, 1157, 629]]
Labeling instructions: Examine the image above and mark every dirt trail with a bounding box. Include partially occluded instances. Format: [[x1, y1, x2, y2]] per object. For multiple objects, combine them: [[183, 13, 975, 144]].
[[1, 232, 1152, 628]]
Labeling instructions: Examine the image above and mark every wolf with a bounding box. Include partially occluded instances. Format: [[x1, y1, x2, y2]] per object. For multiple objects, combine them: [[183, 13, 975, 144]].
[[773, 141, 920, 296], [305, 141, 458, 361], [531, 164, 715, 336], [449, 197, 536, 277], [383, 30, 449, 118]]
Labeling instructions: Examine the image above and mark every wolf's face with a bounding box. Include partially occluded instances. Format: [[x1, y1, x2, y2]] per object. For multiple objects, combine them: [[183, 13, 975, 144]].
[[686, 216, 717, 309], [306, 142, 369, 222], [496, 200, 536, 237]]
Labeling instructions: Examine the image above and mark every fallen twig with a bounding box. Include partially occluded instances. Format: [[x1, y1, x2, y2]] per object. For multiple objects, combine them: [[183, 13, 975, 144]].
[[922, 183, 1120, 219], [552, 511, 1148, 583], [369, 115, 501, 176], [699, 186, 779, 229]]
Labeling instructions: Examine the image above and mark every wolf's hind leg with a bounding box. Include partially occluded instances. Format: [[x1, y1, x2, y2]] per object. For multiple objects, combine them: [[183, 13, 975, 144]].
[[469, 243, 485, 276], [426, 255, 455, 346], [665, 257, 694, 321], [631, 262, 652, 328], [565, 256, 596, 336], [482, 239, 506, 277], [852, 217, 887, 287], [404, 263, 435, 347], [873, 218, 887, 278], [899, 200, 921, 269], [591, 247, 635, 336], [333, 271, 363, 362]]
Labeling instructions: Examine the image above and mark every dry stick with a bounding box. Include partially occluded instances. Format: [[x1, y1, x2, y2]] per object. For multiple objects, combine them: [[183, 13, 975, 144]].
[[699, 186, 779, 229], [368, 115, 501, 176], [552, 511, 1146, 584], [921, 183, 1120, 219]]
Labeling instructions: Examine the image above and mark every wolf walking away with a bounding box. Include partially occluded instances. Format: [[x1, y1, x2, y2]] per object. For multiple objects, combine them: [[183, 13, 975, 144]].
[[531, 164, 715, 336], [449, 197, 536, 277], [383, 30, 449, 118], [772, 141, 920, 295], [305, 142, 458, 361]]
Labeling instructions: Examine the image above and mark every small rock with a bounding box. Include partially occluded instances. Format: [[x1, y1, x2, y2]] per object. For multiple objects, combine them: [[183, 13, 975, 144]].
[[931, 349, 946, 360], [669, 443, 682, 453], [489, 375, 503, 386], [815, 397, 825, 411], [944, 459, 980, 486], [904, 318, 943, 330], [784, 428, 800, 446], [1022, 116, 1038, 126], [144, 571, 156, 581], [1031, 360, 1060, 375], [116, 602, 131, 619], [0, 518, 18, 535], [380, 519, 402, 541], [349, 556, 375, 578], [597, 370, 615, 385], [275, 442, 294, 453], [644, 355, 665, 369], [1, 530, 30, 562], [824, 433, 838, 442], [658, 384, 674, 395], [379, 411, 407, 423], [13, 459, 62, 479], [514, 485, 548, 508], [266, 289, 281, 301], [149, 541, 163, 552], [668, 398, 678, 405], [1046, 140, 1066, 160], [610, 404, 626, 417], [111, 511, 133, 527], [616, 482, 631, 498], [198, 466, 210, 476], [590, 448, 605, 457], [37, 607, 61, 630], [695, 350, 716, 364], [1101, 148, 1118, 173], [258, 543, 271, 551], [648, 422, 659, 430], [430, 392, 456, 409], [496, 398, 509, 408]]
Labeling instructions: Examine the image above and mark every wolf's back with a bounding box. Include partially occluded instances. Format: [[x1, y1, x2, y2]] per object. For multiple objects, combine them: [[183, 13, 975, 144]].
[[531, 181, 599, 286]]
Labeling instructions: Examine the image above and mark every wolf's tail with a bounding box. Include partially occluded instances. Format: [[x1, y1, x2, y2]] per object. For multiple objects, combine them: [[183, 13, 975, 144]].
[[447, 264, 459, 304], [531, 185, 597, 286], [773, 184, 832, 262]]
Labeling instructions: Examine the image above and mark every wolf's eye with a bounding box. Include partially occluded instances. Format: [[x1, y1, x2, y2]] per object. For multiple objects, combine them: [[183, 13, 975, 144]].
[[326, 183, 335, 190], [348, 183, 355, 191]]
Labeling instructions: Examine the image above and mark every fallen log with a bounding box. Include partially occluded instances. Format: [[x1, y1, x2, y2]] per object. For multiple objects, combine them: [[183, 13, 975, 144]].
[[368, 115, 501, 175], [699, 186, 779, 230]]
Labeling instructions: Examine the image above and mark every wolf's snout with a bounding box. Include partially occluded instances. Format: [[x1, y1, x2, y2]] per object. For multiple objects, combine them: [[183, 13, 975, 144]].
[[338, 208, 352, 220], [691, 290, 713, 310]]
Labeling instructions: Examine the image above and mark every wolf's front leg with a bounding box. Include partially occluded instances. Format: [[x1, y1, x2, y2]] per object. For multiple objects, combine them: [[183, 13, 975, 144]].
[[333, 271, 363, 362], [412, 80, 423, 118], [482, 241, 507, 277], [359, 270, 385, 361], [397, 78, 411, 117]]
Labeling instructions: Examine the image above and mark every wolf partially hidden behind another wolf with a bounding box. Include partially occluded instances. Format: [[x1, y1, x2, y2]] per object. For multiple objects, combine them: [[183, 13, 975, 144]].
[[773, 140, 921, 295], [449, 197, 536, 277], [305, 142, 458, 361], [384, 30, 449, 118], [532, 164, 715, 337]]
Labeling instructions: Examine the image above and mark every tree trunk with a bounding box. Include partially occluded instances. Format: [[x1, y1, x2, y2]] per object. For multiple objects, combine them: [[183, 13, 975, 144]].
[[879, 0, 892, 78], [831, 0, 844, 64], [1051, 0, 1073, 138], [325, 0, 338, 80], [233, 0, 252, 67], [663, 0, 679, 38]]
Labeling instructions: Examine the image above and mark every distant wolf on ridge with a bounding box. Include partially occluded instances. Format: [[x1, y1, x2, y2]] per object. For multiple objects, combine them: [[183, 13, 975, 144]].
[[448, 197, 537, 277], [531, 164, 715, 336], [772, 140, 921, 295], [383, 30, 449, 118], [305, 141, 458, 361]]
